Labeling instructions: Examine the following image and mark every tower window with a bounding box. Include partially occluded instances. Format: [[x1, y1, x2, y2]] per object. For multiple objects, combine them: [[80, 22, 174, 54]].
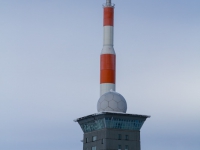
[[101, 139, 104, 144], [86, 138, 89, 143], [125, 145, 129, 150], [91, 146, 96, 150], [125, 135, 129, 140], [118, 134, 121, 140], [118, 145, 122, 150], [92, 136, 97, 141]]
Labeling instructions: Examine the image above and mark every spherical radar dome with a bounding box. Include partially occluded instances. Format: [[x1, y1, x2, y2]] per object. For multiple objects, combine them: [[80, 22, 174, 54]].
[[97, 91, 127, 113]]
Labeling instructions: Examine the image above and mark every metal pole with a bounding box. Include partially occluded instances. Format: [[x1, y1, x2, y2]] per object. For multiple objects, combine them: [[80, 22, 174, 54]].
[[106, 0, 111, 6]]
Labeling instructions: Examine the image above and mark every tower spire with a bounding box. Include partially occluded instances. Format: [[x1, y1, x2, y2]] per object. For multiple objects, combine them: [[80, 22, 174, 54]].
[[106, 0, 111, 6], [100, 0, 115, 96]]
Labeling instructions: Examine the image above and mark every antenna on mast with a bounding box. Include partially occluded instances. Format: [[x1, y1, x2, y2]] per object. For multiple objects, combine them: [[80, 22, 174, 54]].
[[106, 0, 111, 6]]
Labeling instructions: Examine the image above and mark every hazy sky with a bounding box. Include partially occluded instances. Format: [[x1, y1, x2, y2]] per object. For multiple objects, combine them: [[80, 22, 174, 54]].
[[1, 0, 200, 150]]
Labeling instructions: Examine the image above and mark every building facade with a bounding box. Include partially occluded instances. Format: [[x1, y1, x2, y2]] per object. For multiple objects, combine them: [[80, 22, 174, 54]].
[[76, 112, 149, 150]]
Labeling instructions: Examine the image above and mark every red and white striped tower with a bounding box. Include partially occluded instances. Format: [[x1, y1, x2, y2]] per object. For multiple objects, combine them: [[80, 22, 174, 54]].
[[100, 0, 116, 96]]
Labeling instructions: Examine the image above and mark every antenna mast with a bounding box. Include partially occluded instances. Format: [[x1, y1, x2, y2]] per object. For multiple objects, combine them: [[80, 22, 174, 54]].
[[106, 0, 112, 6]]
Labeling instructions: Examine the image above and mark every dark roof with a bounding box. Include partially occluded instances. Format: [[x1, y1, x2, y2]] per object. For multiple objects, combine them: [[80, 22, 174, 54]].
[[74, 111, 150, 122]]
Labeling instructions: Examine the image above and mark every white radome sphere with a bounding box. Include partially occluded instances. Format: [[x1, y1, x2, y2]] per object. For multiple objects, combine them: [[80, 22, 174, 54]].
[[97, 91, 127, 113]]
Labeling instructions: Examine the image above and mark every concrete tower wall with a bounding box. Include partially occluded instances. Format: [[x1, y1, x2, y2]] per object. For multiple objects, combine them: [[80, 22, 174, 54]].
[[83, 129, 141, 150]]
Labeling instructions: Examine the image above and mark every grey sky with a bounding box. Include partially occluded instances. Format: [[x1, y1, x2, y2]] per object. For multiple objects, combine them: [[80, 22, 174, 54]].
[[0, 0, 200, 150]]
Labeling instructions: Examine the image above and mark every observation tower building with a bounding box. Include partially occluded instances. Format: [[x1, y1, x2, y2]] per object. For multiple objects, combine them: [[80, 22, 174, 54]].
[[74, 1, 150, 150]]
